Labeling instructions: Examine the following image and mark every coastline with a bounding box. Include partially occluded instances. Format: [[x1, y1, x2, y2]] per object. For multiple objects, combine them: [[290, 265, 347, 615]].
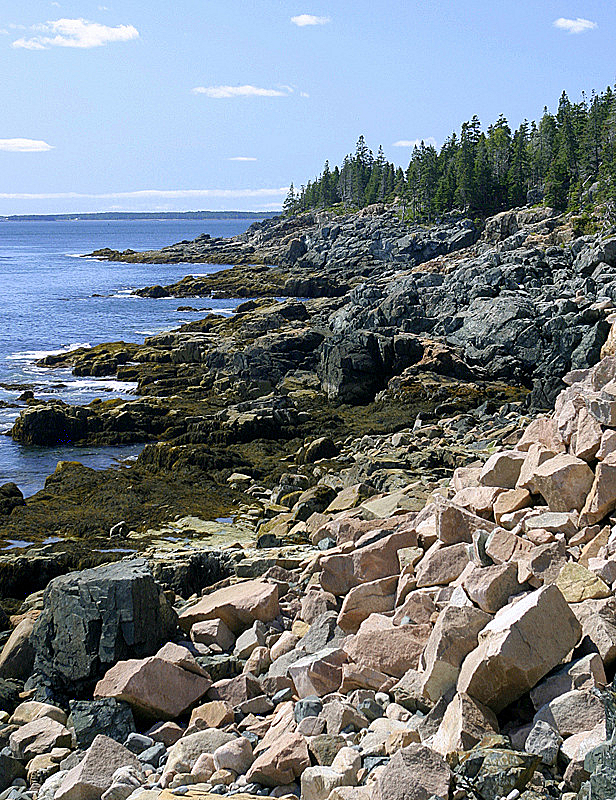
[[2, 201, 616, 601]]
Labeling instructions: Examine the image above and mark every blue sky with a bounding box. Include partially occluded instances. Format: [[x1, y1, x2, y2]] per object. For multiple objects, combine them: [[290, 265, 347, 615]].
[[0, 0, 614, 214]]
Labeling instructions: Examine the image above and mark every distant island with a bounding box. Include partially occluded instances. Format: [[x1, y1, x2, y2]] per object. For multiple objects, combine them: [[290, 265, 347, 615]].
[[0, 210, 277, 222]]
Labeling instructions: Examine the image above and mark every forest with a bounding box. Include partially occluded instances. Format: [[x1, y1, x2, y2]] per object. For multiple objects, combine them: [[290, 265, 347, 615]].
[[283, 86, 616, 221]]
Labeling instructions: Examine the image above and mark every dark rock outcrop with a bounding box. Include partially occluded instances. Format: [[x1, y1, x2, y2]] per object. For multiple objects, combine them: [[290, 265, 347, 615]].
[[0, 484, 25, 516], [69, 698, 136, 749], [29, 559, 178, 695]]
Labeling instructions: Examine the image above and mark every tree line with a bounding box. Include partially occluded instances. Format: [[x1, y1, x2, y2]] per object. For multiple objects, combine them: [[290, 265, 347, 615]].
[[283, 86, 616, 220]]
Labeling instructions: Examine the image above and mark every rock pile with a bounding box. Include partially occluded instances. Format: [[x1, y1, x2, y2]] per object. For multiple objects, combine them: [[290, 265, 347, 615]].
[[6, 357, 616, 798]]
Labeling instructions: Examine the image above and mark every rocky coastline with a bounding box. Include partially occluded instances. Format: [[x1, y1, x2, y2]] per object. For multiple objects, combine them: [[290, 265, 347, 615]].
[[3, 202, 616, 798], [4, 338, 616, 800]]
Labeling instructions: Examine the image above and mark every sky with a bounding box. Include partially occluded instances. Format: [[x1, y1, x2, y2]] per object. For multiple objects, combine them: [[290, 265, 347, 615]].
[[0, 0, 615, 215]]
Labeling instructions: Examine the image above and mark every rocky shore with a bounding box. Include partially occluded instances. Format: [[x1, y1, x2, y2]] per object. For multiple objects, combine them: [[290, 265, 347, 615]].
[[3, 201, 616, 796], [2, 203, 616, 583], [4, 352, 616, 799]]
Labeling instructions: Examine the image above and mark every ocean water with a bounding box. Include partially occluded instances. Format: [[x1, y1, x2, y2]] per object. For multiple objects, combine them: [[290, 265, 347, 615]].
[[0, 217, 260, 496]]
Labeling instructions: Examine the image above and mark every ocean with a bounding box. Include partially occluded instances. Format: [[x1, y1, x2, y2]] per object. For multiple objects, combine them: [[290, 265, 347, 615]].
[[0, 217, 260, 496]]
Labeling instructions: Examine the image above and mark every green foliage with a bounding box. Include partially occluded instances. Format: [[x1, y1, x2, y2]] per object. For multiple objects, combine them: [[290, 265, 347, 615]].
[[571, 212, 600, 237], [283, 84, 616, 221]]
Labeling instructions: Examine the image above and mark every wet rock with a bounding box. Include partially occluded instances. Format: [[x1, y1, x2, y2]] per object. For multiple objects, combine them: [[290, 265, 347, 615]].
[[0, 751, 26, 791]]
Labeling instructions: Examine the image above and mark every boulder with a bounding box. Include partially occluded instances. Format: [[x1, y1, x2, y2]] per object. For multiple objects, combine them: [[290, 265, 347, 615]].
[[300, 590, 338, 624], [187, 700, 234, 732], [433, 497, 494, 545], [164, 729, 237, 773], [190, 618, 235, 651], [571, 596, 616, 665], [246, 731, 310, 787], [534, 688, 605, 738], [374, 742, 451, 800], [580, 452, 616, 526], [69, 699, 135, 749], [415, 542, 471, 588], [10, 700, 67, 726], [574, 407, 603, 461], [515, 416, 566, 453], [301, 765, 354, 800], [556, 562, 611, 602], [287, 647, 347, 697], [432, 692, 499, 756], [457, 584, 582, 712], [420, 604, 492, 703], [343, 625, 431, 678], [493, 489, 531, 524], [0, 616, 35, 680], [451, 486, 505, 518], [213, 735, 254, 774], [530, 654, 607, 710], [485, 527, 534, 565], [337, 576, 397, 633], [178, 580, 279, 633], [55, 735, 141, 800], [320, 528, 417, 596], [9, 716, 72, 761], [516, 444, 558, 493], [479, 450, 526, 489], [94, 655, 211, 719], [524, 720, 562, 766], [462, 562, 523, 614], [31, 560, 177, 693], [531, 454, 595, 512], [208, 673, 263, 705], [234, 621, 267, 659]]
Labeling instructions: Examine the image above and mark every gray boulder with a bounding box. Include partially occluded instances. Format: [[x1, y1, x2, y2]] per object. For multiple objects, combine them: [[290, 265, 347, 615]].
[[0, 751, 26, 791], [30, 559, 177, 694], [69, 698, 135, 749]]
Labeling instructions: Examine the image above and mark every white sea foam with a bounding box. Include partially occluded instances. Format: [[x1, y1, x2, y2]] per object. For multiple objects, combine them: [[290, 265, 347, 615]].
[[6, 342, 91, 362], [68, 378, 138, 393]]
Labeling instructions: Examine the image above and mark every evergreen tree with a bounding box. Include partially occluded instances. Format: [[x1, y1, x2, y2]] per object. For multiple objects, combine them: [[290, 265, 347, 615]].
[[284, 83, 616, 220]]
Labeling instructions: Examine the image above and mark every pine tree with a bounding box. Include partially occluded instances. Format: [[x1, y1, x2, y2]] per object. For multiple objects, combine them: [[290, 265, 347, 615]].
[[282, 183, 297, 216]]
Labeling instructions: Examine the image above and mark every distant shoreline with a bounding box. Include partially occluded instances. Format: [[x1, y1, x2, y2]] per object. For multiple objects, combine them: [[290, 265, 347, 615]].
[[0, 210, 278, 222]]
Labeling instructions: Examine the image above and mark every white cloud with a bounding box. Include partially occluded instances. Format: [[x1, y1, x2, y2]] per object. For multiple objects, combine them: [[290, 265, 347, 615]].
[[0, 188, 288, 200], [12, 18, 139, 49], [0, 138, 54, 152], [192, 84, 292, 98], [553, 17, 597, 34], [228, 157, 257, 161], [393, 137, 438, 149], [291, 14, 330, 26], [0, 29, 8, 35]]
